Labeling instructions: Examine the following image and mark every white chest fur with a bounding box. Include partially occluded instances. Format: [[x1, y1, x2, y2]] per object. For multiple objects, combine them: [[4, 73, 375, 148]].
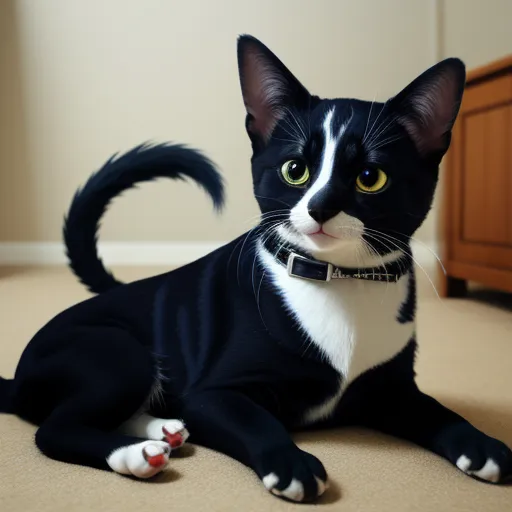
[[260, 248, 415, 424]]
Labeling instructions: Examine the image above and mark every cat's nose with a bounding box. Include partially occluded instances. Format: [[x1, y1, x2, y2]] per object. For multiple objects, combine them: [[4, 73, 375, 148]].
[[307, 208, 338, 224]]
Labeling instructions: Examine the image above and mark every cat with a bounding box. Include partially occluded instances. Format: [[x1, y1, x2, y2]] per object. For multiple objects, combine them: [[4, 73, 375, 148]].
[[1, 35, 511, 503]]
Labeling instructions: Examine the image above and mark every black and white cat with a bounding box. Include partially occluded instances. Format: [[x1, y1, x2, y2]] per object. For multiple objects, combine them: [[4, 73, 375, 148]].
[[1, 35, 511, 502]]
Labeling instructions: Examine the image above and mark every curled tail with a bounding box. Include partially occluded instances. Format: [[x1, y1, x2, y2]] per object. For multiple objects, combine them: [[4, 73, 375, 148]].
[[63, 142, 224, 294]]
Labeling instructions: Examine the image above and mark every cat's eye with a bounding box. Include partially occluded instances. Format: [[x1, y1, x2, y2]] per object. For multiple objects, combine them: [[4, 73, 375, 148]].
[[280, 160, 310, 187], [356, 168, 388, 193]]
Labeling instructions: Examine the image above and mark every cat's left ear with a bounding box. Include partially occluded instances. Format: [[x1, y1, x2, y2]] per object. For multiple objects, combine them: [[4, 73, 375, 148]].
[[391, 58, 466, 159], [237, 35, 312, 144]]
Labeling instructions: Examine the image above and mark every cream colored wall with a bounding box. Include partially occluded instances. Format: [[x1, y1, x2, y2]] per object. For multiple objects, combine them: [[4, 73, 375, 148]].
[[0, 0, 437, 243], [441, 0, 512, 68], [0, 1, 35, 241]]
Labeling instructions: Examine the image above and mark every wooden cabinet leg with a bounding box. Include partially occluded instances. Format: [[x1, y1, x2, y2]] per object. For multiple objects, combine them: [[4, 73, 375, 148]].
[[444, 276, 468, 298]]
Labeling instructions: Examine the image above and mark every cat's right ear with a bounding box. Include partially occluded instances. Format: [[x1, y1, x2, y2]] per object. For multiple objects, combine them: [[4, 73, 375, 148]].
[[237, 35, 311, 144]]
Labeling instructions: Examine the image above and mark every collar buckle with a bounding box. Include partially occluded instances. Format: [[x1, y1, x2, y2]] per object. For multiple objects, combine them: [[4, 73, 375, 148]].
[[287, 252, 333, 282]]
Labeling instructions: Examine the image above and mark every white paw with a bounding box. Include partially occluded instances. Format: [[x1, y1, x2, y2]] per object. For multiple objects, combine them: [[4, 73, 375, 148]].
[[456, 455, 501, 483], [262, 472, 327, 502], [273, 478, 305, 501], [107, 440, 170, 479], [262, 472, 280, 490], [121, 413, 189, 448], [161, 420, 190, 442]]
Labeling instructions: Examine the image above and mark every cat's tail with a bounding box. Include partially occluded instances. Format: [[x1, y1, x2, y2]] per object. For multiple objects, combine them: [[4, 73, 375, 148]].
[[0, 377, 14, 413], [64, 142, 225, 294]]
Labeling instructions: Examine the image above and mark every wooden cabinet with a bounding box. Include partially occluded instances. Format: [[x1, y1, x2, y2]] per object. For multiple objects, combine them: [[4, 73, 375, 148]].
[[443, 55, 512, 296]]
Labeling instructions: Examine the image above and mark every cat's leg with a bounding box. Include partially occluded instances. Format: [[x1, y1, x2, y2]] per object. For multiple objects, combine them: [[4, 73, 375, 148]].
[[37, 412, 172, 478], [182, 389, 328, 503], [362, 384, 512, 484], [17, 327, 172, 478], [119, 413, 190, 449]]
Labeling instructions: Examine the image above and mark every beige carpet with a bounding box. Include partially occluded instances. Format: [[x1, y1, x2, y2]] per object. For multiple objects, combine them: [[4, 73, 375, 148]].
[[0, 266, 511, 512]]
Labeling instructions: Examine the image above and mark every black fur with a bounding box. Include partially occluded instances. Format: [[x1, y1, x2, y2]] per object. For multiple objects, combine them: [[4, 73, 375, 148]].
[[0, 377, 13, 413], [1, 35, 511, 501], [397, 270, 416, 323]]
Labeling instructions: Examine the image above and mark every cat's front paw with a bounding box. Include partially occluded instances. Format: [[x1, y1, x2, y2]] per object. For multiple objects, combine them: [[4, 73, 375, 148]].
[[257, 446, 328, 502], [436, 423, 512, 484]]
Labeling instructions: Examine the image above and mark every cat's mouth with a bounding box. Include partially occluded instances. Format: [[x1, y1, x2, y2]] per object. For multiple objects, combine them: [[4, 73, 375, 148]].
[[281, 220, 344, 243], [306, 228, 339, 240], [279, 222, 352, 249]]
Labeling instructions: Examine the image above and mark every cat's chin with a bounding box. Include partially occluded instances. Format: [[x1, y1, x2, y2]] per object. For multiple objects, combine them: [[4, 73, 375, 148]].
[[309, 240, 367, 268]]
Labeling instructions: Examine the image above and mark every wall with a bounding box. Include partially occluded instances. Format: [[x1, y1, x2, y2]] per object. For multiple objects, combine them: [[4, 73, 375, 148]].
[[441, 0, 512, 68], [0, 0, 437, 246], [0, 1, 34, 242]]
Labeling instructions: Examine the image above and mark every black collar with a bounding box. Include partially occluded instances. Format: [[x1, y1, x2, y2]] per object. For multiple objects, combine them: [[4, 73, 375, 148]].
[[263, 237, 411, 283]]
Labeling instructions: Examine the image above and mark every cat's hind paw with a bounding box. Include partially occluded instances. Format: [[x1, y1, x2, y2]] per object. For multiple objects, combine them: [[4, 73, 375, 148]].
[[107, 440, 171, 479], [162, 420, 190, 449]]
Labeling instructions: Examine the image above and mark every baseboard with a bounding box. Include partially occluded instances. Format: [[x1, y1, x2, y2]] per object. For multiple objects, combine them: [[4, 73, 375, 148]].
[[0, 240, 441, 276], [0, 242, 226, 266]]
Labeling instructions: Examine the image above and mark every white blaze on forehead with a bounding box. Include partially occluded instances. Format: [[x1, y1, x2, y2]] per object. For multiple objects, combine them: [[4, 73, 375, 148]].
[[304, 107, 347, 205], [290, 107, 350, 227], [303, 108, 338, 203]]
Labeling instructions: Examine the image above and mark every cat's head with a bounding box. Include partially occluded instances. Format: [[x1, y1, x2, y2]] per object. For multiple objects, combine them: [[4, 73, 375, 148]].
[[237, 35, 465, 268]]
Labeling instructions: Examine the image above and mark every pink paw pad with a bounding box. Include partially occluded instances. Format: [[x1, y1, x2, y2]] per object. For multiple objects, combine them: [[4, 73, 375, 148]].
[[163, 426, 185, 449], [142, 445, 169, 468]]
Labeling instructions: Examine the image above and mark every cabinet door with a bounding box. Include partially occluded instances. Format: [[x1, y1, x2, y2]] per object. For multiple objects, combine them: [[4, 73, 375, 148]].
[[448, 74, 512, 270]]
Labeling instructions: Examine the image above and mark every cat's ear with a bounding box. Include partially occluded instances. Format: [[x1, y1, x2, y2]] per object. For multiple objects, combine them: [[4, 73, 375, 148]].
[[391, 58, 466, 158], [237, 35, 311, 142]]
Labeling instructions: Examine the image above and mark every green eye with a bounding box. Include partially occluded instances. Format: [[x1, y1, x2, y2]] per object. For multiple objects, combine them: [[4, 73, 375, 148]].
[[280, 160, 310, 187], [356, 168, 388, 193]]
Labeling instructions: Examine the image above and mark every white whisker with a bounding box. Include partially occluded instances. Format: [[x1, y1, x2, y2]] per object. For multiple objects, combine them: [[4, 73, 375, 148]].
[[364, 229, 441, 300], [362, 100, 388, 145], [281, 106, 307, 143], [366, 113, 398, 150], [389, 229, 447, 276], [362, 95, 376, 143], [369, 134, 404, 152]]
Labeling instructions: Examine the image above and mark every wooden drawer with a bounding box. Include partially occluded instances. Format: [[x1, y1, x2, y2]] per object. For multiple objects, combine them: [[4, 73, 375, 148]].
[[462, 74, 512, 112], [443, 55, 512, 295]]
